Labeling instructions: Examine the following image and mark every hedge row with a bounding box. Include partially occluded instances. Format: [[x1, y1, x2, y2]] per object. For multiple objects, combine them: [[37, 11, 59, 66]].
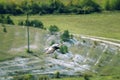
[[0, 0, 102, 15]]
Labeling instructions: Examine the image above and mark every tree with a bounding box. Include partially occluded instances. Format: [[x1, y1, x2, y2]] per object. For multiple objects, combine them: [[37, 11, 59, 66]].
[[60, 45, 68, 54], [18, 21, 24, 26], [81, 0, 101, 13], [49, 25, 59, 35], [6, 15, 14, 25], [50, 0, 65, 13], [30, 20, 44, 29], [104, 0, 111, 10], [61, 30, 70, 42], [3, 27, 7, 33]]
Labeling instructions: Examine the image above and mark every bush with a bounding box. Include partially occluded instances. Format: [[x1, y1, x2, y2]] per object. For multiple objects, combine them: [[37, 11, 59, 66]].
[[6, 15, 14, 24], [83, 74, 90, 80], [104, 0, 120, 10], [81, 0, 101, 13], [0, 15, 5, 23], [0, 15, 14, 25], [54, 71, 60, 78], [30, 20, 44, 29], [49, 25, 59, 35], [3, 27, 7, 33], [49, 0, 65, 14], [61, 30, 70, 42], [60, 45, 68, 54], [18, 19, 44, 29], [18, 21, 24, 26]]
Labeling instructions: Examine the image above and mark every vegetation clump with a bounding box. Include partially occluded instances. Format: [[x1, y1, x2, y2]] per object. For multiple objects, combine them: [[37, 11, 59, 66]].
[[0, 15, 14, 25], [18, 19, 44, 29], [60, 45, 68, 54], [49, 25, 59, 35], [54, 71, 60, 78], [61, 30, 71, 42]]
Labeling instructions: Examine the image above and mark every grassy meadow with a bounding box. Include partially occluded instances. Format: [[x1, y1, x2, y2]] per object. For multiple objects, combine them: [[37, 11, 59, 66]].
[[0, 25, 46, 61], [12, 11, 120, 40]]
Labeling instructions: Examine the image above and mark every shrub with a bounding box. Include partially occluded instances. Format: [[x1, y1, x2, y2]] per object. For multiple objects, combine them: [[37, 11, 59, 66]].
[[50, 40, 55, 46], [104, 0, 111, 10], [60, 45, 68, 54], [30, 20, 44, 29], [104, 0, 120, 10], [83, 74, 90, 80], [54, 71, 60, 78], [38, 75, 50, 80], [18, 21, 24, 26], [61, 30, 70, 42], [81, 0, 101, 13], [0, 15, 14, 25], [19, 19, 44, 29], [49, 25, 59, 35], [3, 27, 7, 33], [49, 0, 65, 14], [6, 15, 14, 25], [0, 15, 4, 23]]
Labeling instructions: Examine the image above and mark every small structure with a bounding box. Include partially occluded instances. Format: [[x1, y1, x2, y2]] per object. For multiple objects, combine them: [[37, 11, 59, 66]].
[[45, 44, 60, 54]]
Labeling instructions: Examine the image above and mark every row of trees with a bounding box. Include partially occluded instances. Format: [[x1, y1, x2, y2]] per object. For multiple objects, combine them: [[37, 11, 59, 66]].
[[0, 0, 101, 15], [104, 0, 120, 10], [0, 0, 120, 15]]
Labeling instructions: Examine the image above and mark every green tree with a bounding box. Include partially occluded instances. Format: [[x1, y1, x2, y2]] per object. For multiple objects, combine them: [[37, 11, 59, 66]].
[[81, 0, 101, 13], [3, 27, 7, 33], [18, 21, 24, 26], [54, 71, 60, 78], [30, 20, 44, 29], [60, 45, 68, 54], [104, 0, 111, 10], [61, 30, 70, 42], [50, 0, 65, 13], [49, 25, 59, 35], [6, 15, 14, 25]]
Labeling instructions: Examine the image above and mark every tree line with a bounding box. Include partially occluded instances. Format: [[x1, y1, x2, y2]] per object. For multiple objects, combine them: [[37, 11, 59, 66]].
[[0, 0, 120, 15]]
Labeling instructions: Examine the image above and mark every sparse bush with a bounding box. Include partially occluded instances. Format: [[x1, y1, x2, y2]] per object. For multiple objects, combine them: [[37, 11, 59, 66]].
[[19, 19, 44, 29], [54, 71, 60, 78], [3, 27, 7, 33], [83, 74, 90, 80], [50, 40, 55, 46], [38, 75, 50, 80], [60, 45, 68, 54], [0, 15, 5, 23], [18, 21, 24, 26], [0, 15, 14, 25], [49, 25, 59, 35], [81, 0, 101, 13], [30, 20, 44, 29], [61, 30, 70, 42], [6, 15, 14, 25], [53, 53, 58, 59], [104, 0, 120, 10]]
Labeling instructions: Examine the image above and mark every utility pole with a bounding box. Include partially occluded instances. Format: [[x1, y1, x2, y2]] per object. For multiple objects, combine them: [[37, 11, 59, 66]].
[[26, 12, 30, 53], [25, 1, 31, 53]]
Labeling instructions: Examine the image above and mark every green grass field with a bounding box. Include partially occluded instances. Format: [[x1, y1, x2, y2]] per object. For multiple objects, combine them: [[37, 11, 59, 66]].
[[52, 76, 120, 80], [0, 24, 46, 61], [12, 11, 120, 40]]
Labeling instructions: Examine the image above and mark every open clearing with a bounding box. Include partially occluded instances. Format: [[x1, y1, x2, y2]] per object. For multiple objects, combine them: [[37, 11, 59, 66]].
[[12, 11, 120, 40]]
